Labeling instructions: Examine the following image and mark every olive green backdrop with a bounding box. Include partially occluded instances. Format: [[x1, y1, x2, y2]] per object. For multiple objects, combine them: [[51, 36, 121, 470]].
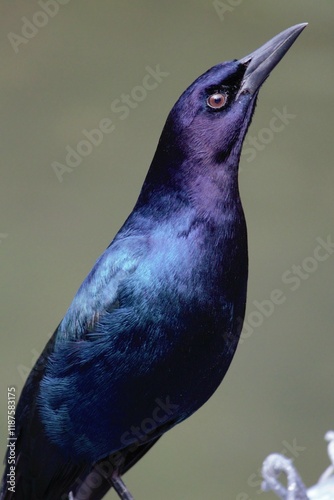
[[1, 1, 333, 499]]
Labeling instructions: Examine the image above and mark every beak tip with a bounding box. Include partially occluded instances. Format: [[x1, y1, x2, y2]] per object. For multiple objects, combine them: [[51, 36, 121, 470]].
[[238, 23, 308, 95], [293, 22, 308, 35]]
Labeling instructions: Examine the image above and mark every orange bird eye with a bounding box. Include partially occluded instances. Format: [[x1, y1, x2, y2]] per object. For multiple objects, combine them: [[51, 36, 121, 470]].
[[207, 93, 227, 109]]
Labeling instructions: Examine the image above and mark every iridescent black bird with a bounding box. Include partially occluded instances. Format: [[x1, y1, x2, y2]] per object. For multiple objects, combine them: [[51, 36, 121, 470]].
[[1, 24, 306, 500]]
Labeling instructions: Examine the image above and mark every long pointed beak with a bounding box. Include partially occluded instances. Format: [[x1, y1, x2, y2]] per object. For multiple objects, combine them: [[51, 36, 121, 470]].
[[237, 23, 307, 96]]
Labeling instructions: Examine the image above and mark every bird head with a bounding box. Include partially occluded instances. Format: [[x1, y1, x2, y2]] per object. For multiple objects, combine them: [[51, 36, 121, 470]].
[[163, 23, 307, 168], [138, 24, 307, 213]]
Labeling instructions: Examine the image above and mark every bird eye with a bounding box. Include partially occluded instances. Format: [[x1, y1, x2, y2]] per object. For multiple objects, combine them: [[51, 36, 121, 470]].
[[207, 92, 227, 109]]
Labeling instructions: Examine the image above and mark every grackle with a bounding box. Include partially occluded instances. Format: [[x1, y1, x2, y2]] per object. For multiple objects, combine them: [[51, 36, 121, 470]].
[[1, 23, 307, 500]]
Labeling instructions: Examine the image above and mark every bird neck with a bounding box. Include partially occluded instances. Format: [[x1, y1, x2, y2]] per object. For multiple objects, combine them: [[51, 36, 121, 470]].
[[135, 91, 257, 225], [136, 134, 243, 226]]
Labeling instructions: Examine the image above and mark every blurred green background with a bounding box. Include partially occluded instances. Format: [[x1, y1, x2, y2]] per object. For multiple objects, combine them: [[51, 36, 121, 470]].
[[1, 1, 333, 499]]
